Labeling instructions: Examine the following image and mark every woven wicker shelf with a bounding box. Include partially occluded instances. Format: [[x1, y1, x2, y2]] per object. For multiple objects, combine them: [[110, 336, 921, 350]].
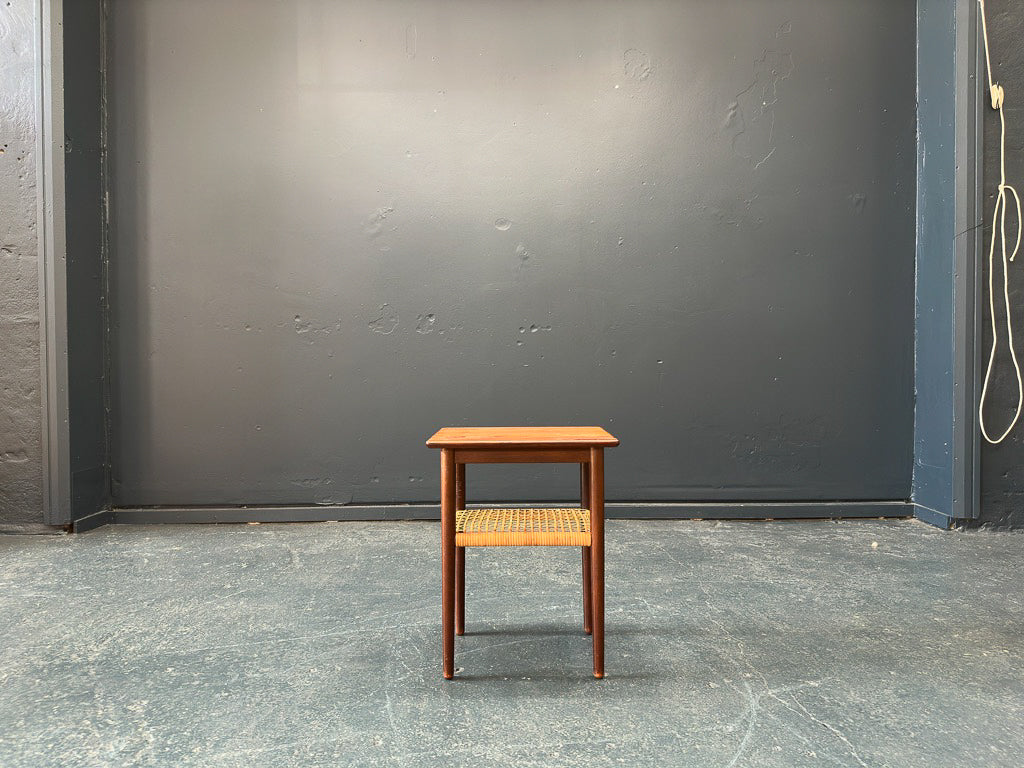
[[455, 508, 592, 547]]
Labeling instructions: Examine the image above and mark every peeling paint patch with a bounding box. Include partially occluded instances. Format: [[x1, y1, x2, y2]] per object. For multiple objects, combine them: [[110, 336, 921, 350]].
[[415, 313, 436, 333], [368, 304, 399, 334], [726, 23, 794, 170], [624, 49, 653, 82], [405, 24, 417, 59], [364, 205, 395, 237], [494, 217, 512, 231], [291, 478, 333, 488], [293, 315, 340, 339], [849, 193, 868, 214]]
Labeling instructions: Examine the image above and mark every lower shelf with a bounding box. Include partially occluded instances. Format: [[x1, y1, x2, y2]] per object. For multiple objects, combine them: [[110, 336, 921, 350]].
[[455, 508, 592, 547]]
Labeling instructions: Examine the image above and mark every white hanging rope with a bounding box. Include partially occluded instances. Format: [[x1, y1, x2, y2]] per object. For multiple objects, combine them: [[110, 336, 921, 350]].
[[977, 0, 1024, 444]]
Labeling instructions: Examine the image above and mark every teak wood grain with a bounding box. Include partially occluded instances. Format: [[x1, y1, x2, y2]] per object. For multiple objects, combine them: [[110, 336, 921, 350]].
[[427, 426, 619, 449]]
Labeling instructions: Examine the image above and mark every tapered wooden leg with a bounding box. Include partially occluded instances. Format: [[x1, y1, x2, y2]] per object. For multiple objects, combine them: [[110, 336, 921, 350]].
[[455, 463, 466, 636], [589, 447, 605, 679], [441, 449, 456, 679], [582, 547, 592, 635], [581, 463, 592, 635], [455, 548, 465, 635]]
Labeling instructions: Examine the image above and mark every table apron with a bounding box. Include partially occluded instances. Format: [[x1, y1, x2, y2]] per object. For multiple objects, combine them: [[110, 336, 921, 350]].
[[453, 448, 591, 464]]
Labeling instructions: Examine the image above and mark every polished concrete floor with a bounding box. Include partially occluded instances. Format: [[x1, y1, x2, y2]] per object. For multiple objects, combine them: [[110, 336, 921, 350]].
[[0, 519, 1022, 767]]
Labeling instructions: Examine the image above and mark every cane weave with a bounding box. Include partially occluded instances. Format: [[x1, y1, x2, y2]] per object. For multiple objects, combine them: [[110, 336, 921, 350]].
[[455, 508, 592, 547]]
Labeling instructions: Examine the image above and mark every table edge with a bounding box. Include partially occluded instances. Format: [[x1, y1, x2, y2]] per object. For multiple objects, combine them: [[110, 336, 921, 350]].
[[426, 438, 620, 448]]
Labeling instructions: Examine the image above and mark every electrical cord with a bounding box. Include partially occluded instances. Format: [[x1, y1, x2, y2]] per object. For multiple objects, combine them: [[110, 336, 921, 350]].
[[977, 0, 1024, 444]]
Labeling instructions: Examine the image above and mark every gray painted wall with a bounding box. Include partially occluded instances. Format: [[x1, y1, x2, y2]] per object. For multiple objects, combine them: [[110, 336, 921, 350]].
[[64, 0, 109, 521], [0, 1, 46, 532], [978, 0, 1024, 527], [108, 0, 917, 509]]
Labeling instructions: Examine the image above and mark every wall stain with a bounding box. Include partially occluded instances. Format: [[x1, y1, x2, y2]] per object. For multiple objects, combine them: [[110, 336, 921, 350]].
[[690, 198, 765, 229], [728, 414, 826, 472]]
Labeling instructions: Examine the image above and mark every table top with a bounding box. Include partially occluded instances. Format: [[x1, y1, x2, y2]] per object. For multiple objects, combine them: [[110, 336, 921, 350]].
[[426, 426, 619, 449]]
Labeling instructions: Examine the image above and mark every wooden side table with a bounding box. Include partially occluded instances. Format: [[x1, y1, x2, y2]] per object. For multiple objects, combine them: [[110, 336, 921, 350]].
[[426, 426, 619, 679]]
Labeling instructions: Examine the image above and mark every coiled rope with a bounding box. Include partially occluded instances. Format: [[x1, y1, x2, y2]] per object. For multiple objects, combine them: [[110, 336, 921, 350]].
[[977, 0, 1024, 444]]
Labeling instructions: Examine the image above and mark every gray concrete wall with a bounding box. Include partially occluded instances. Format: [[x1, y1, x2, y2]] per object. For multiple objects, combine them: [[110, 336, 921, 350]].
[[0, 1, 46, 532], [978, 0, 1024, 527], [107, 0, 918, 509]]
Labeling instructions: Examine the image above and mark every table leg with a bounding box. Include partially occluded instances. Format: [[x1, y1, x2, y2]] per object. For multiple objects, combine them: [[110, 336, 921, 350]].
[[581, 462, 592, 635], [441, 448, 456, 679], [455, 463, 466, 636], [589, 447, 605, 679]]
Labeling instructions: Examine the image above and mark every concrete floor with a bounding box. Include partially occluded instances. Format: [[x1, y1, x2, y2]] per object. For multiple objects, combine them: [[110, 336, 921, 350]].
[[0, 520, 1022, 767]]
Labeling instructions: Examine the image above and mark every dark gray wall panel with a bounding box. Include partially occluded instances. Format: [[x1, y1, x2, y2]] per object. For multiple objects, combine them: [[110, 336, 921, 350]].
[[64, 0, 110, 521], [108, 0, 917, 507], [0, 1, 45, 531], [978, 0, 1024, 527]]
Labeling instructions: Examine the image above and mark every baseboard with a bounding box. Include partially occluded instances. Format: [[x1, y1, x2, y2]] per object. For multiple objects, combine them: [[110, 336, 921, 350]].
[[104, 500, 913, 527], [0, 522, 66, 535], [607, 501, 911, 519], [72, 508, 116, 533], [112, 505, 441, 525]]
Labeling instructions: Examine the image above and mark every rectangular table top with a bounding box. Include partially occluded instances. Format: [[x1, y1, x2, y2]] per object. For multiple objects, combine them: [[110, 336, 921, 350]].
[[426, 426, 619, 449]]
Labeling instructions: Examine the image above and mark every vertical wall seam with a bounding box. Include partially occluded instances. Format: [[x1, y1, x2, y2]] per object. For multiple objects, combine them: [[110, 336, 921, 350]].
[[952, 0, 983, 520], [35, 0, 49, 519], [911, 0, 922, 504], [99, 0, 113, 509]]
